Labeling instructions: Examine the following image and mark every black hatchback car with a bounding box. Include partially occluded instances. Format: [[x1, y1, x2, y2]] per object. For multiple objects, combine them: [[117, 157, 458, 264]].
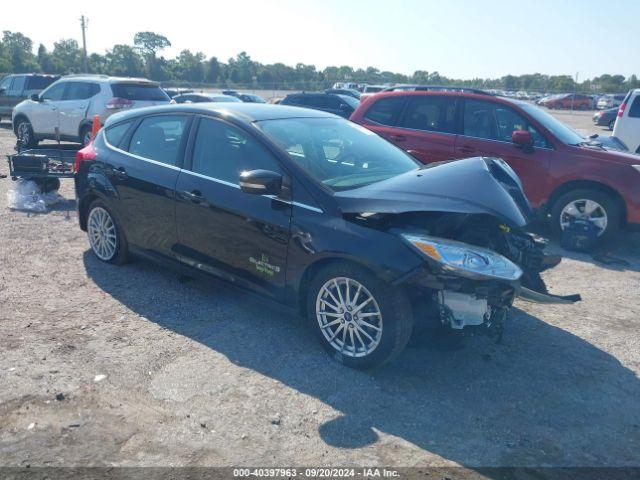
[[75, 103, 573, 368], [280, 93, 359, 118]]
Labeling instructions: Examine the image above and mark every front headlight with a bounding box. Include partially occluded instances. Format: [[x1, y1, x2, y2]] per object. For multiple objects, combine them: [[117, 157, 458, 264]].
[[401, 234, 522, 281]]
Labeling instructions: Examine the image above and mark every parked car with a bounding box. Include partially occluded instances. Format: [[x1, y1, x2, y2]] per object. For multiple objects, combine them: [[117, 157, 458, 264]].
[[362, 85, 386, 94], [544, 93, 591, 110], [280, 92, 359, 118], [597, 94, 626, 110], [593, 107, 618, 130], [613, 89, 640, 154], [325, 88, 361, 99], [12, 75, 170, 147], [163, 87, 193, 98], [171, 93, 241, 104], [237, 93, 267, 103], [74, 103, 571, 368], [350, 91, 640, 242], [0, 73, 59, 121]]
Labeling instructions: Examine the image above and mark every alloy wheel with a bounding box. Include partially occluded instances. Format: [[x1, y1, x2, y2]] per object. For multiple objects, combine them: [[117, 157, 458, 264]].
[[88, 207, 118, 261], [316, 277, 383, 358], [17, 122, 31, 145], [560, 199, 608, 236]]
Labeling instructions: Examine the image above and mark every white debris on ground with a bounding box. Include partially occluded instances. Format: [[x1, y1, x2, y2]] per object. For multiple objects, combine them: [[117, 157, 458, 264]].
[[6, 179, 64, 213]]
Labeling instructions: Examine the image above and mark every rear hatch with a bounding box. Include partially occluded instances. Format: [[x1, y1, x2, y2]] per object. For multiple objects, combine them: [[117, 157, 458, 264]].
[[109, 81, 170, 109]]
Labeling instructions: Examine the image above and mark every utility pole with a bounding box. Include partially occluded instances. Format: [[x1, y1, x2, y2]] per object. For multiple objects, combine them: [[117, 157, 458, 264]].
[[80, 15, 89, 73]]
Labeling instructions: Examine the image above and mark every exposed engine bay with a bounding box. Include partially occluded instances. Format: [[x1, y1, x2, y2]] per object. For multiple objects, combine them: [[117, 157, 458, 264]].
[[346, 210, 580, 339]]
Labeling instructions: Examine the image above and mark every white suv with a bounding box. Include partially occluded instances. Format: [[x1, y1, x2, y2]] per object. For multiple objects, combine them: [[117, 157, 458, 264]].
[[613, 89, 640, 154], [12, 75, 170, 147]]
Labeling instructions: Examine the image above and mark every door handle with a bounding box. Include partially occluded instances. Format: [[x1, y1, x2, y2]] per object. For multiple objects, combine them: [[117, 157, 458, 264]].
[[389, 134, 406, 142], [183, 189, 205, 203], [458, 145, 476, 154], [114, 167, 127, 178]]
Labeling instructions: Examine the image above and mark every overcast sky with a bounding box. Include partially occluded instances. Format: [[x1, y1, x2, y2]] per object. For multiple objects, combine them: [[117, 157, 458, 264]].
[[4, 0, 638, 79]]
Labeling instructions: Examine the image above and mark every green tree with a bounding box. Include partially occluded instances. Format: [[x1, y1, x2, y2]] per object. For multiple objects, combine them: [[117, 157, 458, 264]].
[[50, 39, 82, 73], [106, 45, 145, 77], [1, 31, 38, 72]]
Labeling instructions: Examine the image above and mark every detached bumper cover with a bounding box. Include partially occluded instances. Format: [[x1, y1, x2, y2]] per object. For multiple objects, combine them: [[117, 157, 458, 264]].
[[519, 287, 581, 304]]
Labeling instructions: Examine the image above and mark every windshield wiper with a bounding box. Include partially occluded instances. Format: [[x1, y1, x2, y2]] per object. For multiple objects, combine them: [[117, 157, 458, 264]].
[[575, 140, 604, 149]]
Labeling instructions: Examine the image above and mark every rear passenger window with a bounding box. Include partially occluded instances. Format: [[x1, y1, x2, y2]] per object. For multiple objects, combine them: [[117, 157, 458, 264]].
[[364, 97, 406, 126], [191, 117, 281, 183], [66, 82, 99, 100], [628, 96, 640, 118], [399, 96, 456, 133], [105, 121, 133, 148], [128, 115, 188, 166]]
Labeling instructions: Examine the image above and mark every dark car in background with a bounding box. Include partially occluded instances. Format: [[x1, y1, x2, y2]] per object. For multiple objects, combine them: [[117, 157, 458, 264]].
[[280, 92, 359, 118], [325, 88, 361, 99], [593, 107, 618, 130], [74, 103, 569, 368], [350, 91, 640, 242], [0, 73, 59, 121]]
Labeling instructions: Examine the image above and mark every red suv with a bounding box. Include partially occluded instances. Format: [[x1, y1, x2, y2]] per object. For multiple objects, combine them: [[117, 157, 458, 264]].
[[350, 91, 640, 241]]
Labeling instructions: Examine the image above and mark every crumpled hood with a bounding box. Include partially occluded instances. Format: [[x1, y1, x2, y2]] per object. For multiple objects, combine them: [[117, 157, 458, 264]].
[[335, 157, 532, 227]]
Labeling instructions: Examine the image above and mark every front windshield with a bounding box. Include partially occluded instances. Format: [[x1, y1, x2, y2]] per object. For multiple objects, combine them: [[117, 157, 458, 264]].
[[258, 117, 419, 191], [520, 103, 584, 145]]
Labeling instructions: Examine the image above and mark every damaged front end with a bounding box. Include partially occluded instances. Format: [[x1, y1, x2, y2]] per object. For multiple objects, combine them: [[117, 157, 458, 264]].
[[336, 156, 580, 339]]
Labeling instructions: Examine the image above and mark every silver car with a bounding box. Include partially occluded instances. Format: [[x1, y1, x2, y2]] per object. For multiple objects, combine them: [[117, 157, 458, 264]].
[[12, 74, 170, 147]]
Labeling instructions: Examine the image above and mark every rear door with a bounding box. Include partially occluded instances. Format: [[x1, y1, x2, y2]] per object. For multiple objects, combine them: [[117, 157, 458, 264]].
[[0, 76, 14, 116], [454, 98, 553, 206], [104, 114, 191, 255], [390, 95, 458, 163], [614, 91, 640, 153], [58, 82, 99, 138], [174, 116, 292, 299]]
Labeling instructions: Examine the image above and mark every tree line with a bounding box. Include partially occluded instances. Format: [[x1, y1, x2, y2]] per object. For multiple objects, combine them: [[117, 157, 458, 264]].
[[1, 30, 638, 93]]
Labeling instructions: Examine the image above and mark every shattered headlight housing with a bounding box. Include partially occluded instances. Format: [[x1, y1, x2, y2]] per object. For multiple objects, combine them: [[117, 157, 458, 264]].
[[401, 234, 523, 281]]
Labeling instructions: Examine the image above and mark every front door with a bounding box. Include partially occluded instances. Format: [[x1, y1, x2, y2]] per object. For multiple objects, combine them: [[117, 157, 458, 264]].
[[174, 116, 291, 299], [30, 82, 67, 136], [454, 98, 553, 206]]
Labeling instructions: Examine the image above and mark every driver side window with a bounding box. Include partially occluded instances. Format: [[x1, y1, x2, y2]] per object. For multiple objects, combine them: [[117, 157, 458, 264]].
[[191, 117, 282, 183]]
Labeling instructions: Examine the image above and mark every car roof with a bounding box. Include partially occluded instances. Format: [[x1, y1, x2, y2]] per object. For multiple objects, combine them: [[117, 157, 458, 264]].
[[366, 89, 523, 106], [60, 74, 159, 85], [104, 102, 339, 127]]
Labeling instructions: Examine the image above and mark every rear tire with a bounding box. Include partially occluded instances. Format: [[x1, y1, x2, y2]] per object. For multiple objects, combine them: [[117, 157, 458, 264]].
[[15, 118, 38, 148], [86, 200, 129, 265], [608, 120, 615, 130], [32, 177, 60, 193], [549, 189, 621, 244], [307, 262, 413, 369]]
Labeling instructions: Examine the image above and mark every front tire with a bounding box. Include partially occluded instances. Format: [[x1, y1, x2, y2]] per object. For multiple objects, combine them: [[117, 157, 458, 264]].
[[15, 118, 38, 148], [307, 263, 413, 369], [549, 189, 620, 244], [80, 125, 92, 146], [86, 200, 129, 265]]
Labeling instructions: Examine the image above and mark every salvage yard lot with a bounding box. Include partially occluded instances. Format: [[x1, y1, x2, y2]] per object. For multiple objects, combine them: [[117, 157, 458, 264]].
[[0, 112, 639, 469]]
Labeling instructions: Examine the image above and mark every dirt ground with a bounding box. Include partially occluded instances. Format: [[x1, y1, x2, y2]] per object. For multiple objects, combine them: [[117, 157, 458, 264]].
[[0, 111, 639, 474]]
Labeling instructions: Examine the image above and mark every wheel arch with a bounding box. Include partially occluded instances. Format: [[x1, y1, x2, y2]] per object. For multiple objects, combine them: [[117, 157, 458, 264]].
[[545, 180, 627, 226]]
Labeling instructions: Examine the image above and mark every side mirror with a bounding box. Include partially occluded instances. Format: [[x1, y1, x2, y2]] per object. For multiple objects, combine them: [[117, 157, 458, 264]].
[[512, 130, 533, 149], [30, 93, 41, 102], [239, 169, 282, 196], [0, 87, 5, 95]]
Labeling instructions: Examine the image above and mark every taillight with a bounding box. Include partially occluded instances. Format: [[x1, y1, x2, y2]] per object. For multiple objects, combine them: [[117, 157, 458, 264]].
[[105, 97, 134, 110], [74, 141, 97, 173], [618, 103, 627, 118]]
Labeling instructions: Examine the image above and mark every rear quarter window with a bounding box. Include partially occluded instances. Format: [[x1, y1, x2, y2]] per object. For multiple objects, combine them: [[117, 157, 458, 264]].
[[364, 96, 406, 126], [110, 83, 169, 101], [105, 121, 133, 148]]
